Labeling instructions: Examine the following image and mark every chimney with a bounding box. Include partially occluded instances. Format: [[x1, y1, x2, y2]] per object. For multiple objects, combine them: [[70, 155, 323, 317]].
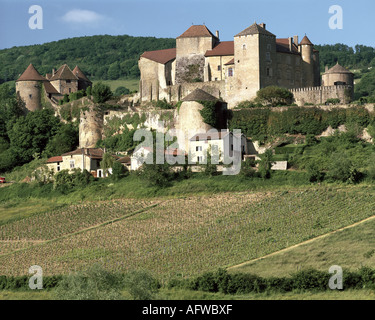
[[215, 30, 219, 39], [260, 23, 266, 29], [293, 35, 299, 46], [52, 68, 56, 76], [325, 65, 329, 72], [288, 37, 293, 52]]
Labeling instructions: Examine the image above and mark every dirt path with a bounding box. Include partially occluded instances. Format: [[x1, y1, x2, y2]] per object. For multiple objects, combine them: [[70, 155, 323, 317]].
[[228, 214, 375, 271]]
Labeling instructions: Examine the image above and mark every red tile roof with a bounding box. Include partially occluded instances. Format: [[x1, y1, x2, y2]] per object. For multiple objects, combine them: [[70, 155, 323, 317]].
[[224, 58, 235, 65], [141, 48, 176, 64], [47, 156, 63, 163], [62, 148, 104, 159], [43, 81, 60, 94], [177, 25, 217, 39], [276, 38, 300, 54], [50, 64, 78, 81], [235, 23, 275, 37], [17, 64, 46, 82], [73, 66, 91, 82], [205, 41, 234, 57]]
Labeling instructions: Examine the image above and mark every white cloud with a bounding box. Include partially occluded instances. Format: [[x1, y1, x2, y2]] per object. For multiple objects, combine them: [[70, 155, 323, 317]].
[[62, 9, 106, 24]]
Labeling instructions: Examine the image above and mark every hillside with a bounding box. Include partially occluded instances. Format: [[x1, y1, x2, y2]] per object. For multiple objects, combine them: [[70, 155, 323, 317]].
[[0, 35, 175, 83]]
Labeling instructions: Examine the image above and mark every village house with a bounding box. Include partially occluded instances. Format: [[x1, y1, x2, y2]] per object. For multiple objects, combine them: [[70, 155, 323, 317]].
[[46, 148, 131, 178], [189, 131, 247, 164]]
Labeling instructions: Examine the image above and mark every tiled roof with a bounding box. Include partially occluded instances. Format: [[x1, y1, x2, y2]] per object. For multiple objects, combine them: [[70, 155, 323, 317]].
[[62, 148, 104, 159], [235, 23, 275, 37], [189, 131, 231, 141], [43, 81, 60, 94], [182, 89, 218, 102], [73, 66, 91, 82], [205, 41, 234, 57], [117, 156, 131, 164], [141, 48, 176, 64], [50, 64, 78, 81], [47, 156, 63, 163], [224, 58, 235, 65], [276, 38, 300, 54], [17, 64, 46, 81], [177, 25, 217, 39], [300, 35, 313, 46], [324, 63, 353, 74]]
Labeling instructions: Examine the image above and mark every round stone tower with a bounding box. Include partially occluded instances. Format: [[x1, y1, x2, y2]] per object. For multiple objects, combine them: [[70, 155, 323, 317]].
[[15, 64, 46, 112], [79, 107, 104, 148], [300, 35, 315, 87]]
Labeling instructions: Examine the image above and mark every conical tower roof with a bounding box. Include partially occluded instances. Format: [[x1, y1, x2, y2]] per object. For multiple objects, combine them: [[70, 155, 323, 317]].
[[17, 64, 46, 81], [73, 65, 91, 82], [324, 62, 353, 74], [300, 35, 313, 45], [182, 89, 218, 102]]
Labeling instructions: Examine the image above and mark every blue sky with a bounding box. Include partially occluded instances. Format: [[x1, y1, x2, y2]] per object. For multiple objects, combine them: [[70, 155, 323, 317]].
[[0, 0, 374, 50]]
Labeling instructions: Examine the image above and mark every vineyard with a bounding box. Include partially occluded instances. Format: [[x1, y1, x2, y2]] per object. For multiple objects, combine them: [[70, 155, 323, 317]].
[[1, 186, 375, 281]]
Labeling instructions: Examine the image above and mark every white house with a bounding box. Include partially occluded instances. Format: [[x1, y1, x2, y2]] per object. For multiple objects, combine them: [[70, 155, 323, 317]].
[[188, 130, 247, 164]]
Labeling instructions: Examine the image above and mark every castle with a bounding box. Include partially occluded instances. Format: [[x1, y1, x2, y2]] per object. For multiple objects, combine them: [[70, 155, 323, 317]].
[[138, 22, 354, 108], [16, 63, 92, 111]]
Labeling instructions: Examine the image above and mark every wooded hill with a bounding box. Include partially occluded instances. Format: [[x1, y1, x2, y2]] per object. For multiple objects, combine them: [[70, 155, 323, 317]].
[[0, 35, 176, 83]]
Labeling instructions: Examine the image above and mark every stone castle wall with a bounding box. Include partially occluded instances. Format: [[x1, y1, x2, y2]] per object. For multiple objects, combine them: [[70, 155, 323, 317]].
[[290, 85, 353, 106]]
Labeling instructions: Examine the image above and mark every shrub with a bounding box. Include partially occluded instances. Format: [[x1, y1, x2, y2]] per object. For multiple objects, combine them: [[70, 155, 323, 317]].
[[124, 270, 160, 300], [325, 98, 341, 105], [258, 149, 274, 179], [291, 268, 330, 291], [92, 82, 113, 103], [255, 86, 294, 107], [54, 264, 125, 300], [306, 161, 324, 183]]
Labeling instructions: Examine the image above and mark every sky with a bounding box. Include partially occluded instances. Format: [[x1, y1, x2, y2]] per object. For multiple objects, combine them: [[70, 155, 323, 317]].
[[0, 0, 374, 50]]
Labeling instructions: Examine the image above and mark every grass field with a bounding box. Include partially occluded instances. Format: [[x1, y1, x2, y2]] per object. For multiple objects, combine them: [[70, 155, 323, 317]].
[[229, 209, 375, 278], [92, 79, 139, 92], [1, 184, 375, 286]]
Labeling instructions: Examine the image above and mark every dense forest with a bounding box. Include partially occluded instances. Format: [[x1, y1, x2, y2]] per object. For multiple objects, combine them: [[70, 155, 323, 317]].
[[0, 35, 176, 83]]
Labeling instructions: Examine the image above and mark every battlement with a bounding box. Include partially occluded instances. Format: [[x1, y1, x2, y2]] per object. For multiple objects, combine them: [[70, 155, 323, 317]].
[[290, 85, 353, 93], [290, 85, 354, 106]]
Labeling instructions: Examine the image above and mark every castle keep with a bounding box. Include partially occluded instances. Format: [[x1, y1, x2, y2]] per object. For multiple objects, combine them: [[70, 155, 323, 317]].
[[139, 22, 354, 108]]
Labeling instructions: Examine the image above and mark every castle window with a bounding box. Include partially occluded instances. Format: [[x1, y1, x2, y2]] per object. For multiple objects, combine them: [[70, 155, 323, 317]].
[[66, 80, 71, 84], [29, 94, 32, 98], [196, 146, 202, 152], [217, 65, 221, 71], [266, 52, 271, 62], [197, 156, 203, 163], [215, 78, 218, 81], [228, 68, 233, 77], [70, 160, 75, 169], [243, 44, 246, 50], [267, 44, 272, 51]]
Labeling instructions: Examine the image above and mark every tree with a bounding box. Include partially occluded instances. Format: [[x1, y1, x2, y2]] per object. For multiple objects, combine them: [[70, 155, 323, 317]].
[[100, 153, 115, 178], [111, 161, 127, 181], [114, 86, 130, 96], [256, 86, 294, 107], [258, 149, 274, 179], [43, 123, 79, 157], [92, 82, 113, 103]]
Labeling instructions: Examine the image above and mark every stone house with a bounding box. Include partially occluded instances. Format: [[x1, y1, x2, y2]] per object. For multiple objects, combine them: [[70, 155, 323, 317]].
[[189, 131, 247, 164], [16, 63, 92, 111], [46, 148, 130, 178]]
